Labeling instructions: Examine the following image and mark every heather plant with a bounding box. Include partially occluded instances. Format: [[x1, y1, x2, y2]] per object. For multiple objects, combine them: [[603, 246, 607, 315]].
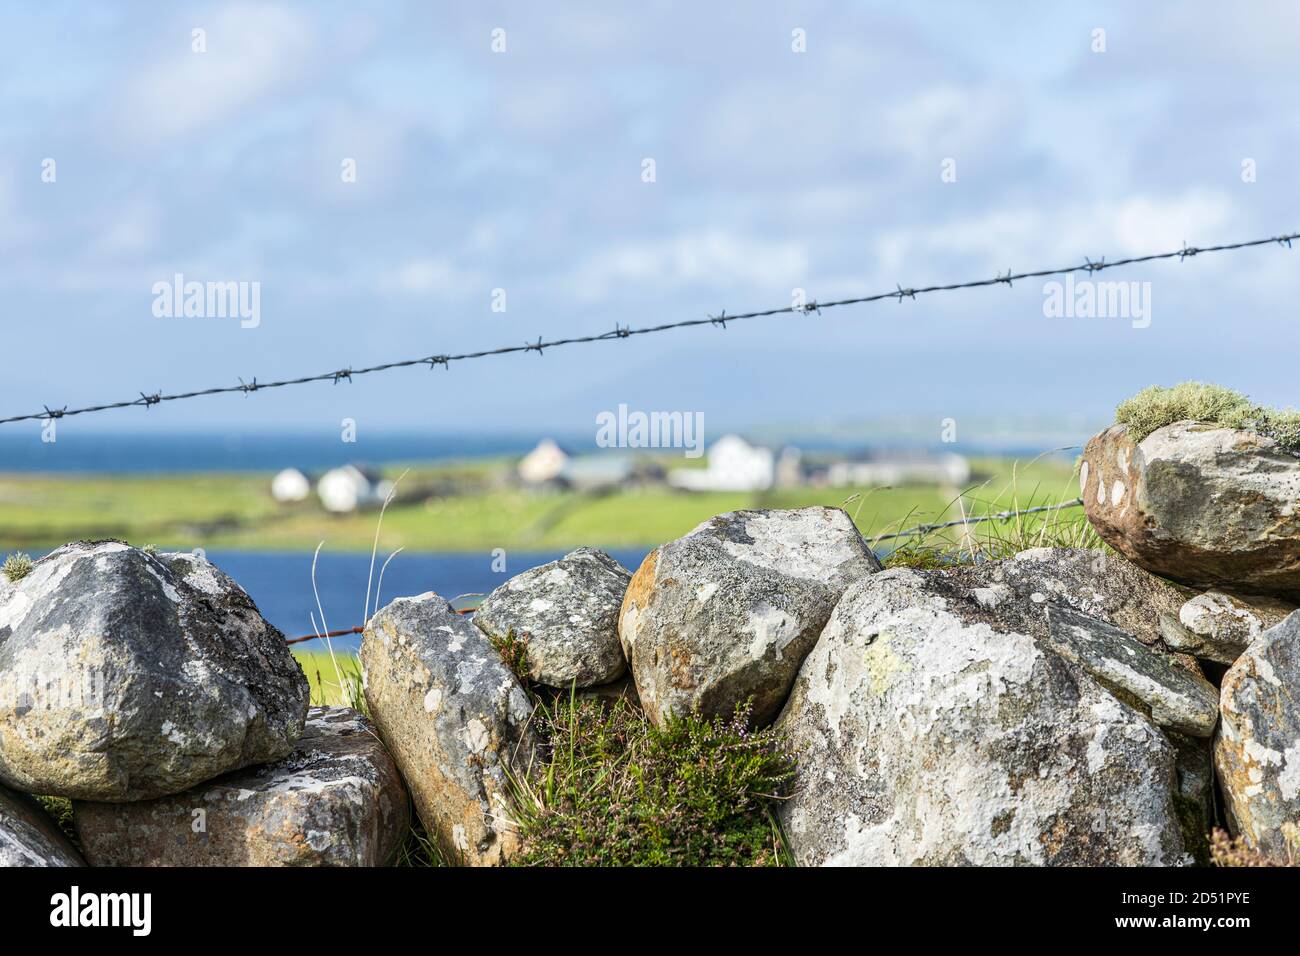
[[511, 695, 795, 867]]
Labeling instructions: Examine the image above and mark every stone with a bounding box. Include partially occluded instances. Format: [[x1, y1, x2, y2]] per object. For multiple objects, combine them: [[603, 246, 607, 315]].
[[1082, 422, 1300, 600], [72, 707, 409, 866], [952, 547, 1195, 647], [1165, 590, 1298, 665], [0, 542, 310, 801], [473, 547, 630, 688], [1215, 612, 1300, 861], [0, 786, 83, 867], [619, 507, 881, 727], [776, 568, 1198, 866], [361, 592, 538, 866], [1042, 605, 1219, 737]]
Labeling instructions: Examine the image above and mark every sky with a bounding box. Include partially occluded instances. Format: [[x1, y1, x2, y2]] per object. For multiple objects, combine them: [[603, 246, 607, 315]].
[[1, 2, 1298, 450]]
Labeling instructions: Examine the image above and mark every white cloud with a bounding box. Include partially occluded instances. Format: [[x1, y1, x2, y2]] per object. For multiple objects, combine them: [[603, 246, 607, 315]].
[[884, 83, 1019, 160], [568, 231, 809, 301], [870, 190, 1237, 278], [380, 258, 476, 297], [116, 4, 314, 142]]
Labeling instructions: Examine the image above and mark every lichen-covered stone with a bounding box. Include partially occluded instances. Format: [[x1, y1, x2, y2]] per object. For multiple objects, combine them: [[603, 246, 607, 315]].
[[951, 547, 1195, 647], [474, 548, 630, 688], [1082, 422, 1300, 600], [1166, 590, 1297, 665], [1043, 605, 1218, 737], [0, 542, 310, 801], [0, 785, 83, 867], [361, 593, 537, 866], [72, 707, 408, 866], [1215, 612, 1300, 861], [776, 568, 1196, 866], [619, 507, 881, 727]]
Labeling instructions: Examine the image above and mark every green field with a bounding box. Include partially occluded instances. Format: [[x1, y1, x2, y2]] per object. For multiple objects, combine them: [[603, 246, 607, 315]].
[[0, 454, 1083, 556]]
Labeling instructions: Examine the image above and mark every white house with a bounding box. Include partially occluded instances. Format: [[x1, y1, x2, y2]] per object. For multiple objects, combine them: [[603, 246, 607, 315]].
[[669, 435, 775, 492], [826, 452, 970, 488], [518, 439, 570, 486], [270, 467, 311, 503], [317, 465, 392, 514]]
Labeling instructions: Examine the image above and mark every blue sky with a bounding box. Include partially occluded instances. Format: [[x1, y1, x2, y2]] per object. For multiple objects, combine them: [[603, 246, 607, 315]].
[[1, 2, 1297, 445]]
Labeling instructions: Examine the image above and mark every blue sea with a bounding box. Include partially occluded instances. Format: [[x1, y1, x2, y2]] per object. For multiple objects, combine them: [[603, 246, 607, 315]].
[[203, 549, 651, 653], [0, 431, 550, 474]]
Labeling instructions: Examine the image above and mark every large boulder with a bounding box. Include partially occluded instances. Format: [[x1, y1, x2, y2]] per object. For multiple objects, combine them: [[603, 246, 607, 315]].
[[1165, 590, 1297, 665], [0, 542, 309, 801], [1082, 422, 1300, 600], [361, 593, 538, 866], [473, 548, 630, 688], [619, 507, 881, 727], [1215, 612, 1300, 861], [776, 568, 1199, 866], [73, 707, 409, 866], [0, 786, 83, 867]]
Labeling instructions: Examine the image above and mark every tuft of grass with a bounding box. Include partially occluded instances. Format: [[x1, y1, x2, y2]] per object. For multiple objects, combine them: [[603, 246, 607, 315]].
[[2, 551, 34, 583], [299, 652, 367, 713], [393, 817, 448, 867], [510, 695, 795, 867], [488, 628, 532, 685], [873, 453, 1099, 567], [1115, 382, 1300, 452]]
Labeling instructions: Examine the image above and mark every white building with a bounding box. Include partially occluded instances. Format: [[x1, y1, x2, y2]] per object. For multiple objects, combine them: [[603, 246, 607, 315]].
[[317, 465, 392, 514], [518, 439, 570, 486], [826, 452, 970, 488], [270, 468, 311, 503], [669, 435, 775, 492]]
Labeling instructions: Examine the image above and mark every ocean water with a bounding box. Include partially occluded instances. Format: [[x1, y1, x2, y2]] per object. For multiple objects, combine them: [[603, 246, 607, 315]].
[[0, 431, 550, 474], [207, 548, 650, 653]]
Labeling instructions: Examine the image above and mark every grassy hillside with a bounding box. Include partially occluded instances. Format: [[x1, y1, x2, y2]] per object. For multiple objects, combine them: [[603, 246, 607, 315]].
[[0, 455, 1081, 554]]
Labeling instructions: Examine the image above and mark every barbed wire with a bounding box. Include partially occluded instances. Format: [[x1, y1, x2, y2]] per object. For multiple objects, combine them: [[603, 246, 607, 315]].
[[868, 498, 1085, 544], [4, 229, 1296, 426]]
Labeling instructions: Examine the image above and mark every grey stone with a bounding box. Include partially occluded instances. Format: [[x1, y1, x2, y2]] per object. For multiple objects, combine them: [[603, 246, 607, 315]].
[[1215, 611, 1300, 861], [0, 786, 83, 867], [361, 592, 538, 867], [1083, 422, 1300, 600], [474, 547, 630, 688], [1166, 590, 1298, 665], [776, 568, 1197, 866], [73, 707, 409, 866], [619, 506, 881, 727], [953, 547, 1196, 647], [0, 542, 310, 801], [1043, 605, 1219, 737]]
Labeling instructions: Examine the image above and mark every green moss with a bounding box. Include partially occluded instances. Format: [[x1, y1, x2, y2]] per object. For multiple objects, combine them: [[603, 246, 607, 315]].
[[34, 795, 80, 850], [1115, 382, 1300, 452], [511, 696, 795, 867], [2, 552, 33, 583]]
